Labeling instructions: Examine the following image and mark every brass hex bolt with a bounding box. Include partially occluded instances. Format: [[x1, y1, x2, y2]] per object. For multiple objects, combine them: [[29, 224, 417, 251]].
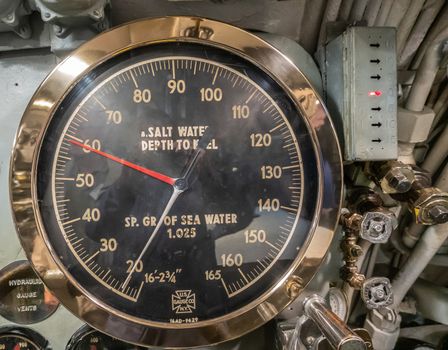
[[286, 276, 303, 299], [428, 205, 448, 224]]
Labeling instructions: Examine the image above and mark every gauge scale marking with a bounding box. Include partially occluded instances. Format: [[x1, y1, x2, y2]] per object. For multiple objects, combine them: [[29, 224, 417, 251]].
[[38, 44, 316, 324], [0, 335, 40, 350], [54, 57, 303, 299], [0, 328, 47, 350]]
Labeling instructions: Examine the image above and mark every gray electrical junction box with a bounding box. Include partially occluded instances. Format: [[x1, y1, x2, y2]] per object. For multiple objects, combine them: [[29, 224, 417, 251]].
[[325, 26, 397, 161]]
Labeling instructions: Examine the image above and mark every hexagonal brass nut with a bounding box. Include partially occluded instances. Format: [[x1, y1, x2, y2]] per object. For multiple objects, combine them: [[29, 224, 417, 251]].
[[413, 188, 448, 224], [397, 106, 435, 143], [380, 166, 414, 194]]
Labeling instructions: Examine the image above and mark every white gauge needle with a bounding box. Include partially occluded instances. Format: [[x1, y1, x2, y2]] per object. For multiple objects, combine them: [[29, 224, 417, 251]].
[[121, 146, 206, 291], [122, 187, 181, 290]]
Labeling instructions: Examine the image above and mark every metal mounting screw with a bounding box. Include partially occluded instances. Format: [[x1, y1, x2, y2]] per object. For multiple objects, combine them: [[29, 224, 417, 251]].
[[413, 187, 448, 224], [428, 205, 448, 224], [368, 220, 384, 237], [286, 276, 303, 299], [350, 245, 364, 257], [305, 336, 315, 345], [380, 166, 414, 194]]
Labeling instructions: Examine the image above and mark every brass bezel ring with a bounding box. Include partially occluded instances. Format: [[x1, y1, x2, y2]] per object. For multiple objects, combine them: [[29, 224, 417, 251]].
[[10, 16, 342, 348]]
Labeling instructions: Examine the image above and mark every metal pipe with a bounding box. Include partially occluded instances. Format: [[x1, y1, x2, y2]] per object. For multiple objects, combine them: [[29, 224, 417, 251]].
[[433, 84, 448, 115], [427, 123, 446, 144], [436, 161, 448, 189], [303, 295, 367, 350], [398, 0, 445, 69], [411, 2, 448, 70], [405, 26, 448, 112], [384, 0, 411, 27], [412, 279, 448, 324], [403, 163, 448, 248], [366, 244, 380, 278], [397, 142, 417, 165], [374, 0, 393, 26], [363, 0, 383, 27], [392, 223, 448, 308], [338, 0, 354, 22], [429, 84, 448, 132], [421, 123, 448, 174], [396, 0, 425, 55], [318, 0, 343, 46], [348, 0, 368, 22], [402, 222, 425, 249], [299, 0, 327, 53]]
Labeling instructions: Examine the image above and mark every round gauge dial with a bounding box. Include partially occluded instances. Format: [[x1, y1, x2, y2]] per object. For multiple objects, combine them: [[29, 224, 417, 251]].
[[0, 335, 40, 350], [67, 326, 144, 350], [0, 328, 47, 350], [327, 287, 348, 321], [11, 17, 342, 347], [38, 42, 317, 323]]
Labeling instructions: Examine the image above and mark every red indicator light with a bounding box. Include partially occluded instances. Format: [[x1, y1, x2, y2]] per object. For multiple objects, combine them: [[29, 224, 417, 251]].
[[368, 90, 382, 97]]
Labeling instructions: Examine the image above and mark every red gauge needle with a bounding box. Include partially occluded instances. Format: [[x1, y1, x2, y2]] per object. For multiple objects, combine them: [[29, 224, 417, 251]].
[[68, 139, 176, 186]]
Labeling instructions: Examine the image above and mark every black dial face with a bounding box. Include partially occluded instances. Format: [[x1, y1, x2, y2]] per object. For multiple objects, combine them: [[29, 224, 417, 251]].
[[38, 43, 318, 325]]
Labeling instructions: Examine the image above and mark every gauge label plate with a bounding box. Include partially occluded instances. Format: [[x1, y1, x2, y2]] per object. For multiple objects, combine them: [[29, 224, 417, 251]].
[[0, 261, 59, 324]]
